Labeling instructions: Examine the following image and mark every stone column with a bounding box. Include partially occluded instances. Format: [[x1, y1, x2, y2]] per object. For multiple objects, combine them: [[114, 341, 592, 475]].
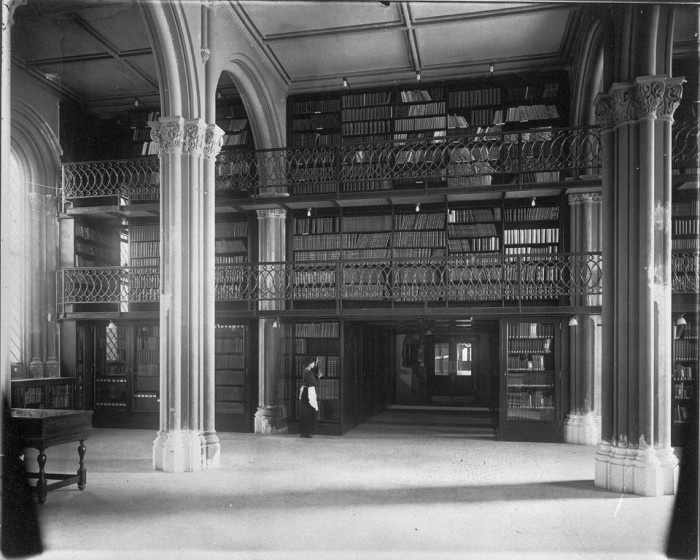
[[44, 193, 59, 377], [594, 76, 684, 496], [26, 192, 46, 378], [201, 123, 224, 467], [254, 208, 286, 434], [564, 193, 602, 445], [150, 116, 211, 472]]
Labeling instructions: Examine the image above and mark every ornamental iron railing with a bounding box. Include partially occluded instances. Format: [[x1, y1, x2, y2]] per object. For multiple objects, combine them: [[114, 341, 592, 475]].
[[58, 253, 604, 313], [672, 120, 700, 174], [672, 252, 699, 294]]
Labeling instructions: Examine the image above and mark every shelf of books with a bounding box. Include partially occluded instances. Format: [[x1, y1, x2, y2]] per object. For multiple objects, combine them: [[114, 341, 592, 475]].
[[289, 94, 342, 148], [216, 218, 249, 301], [672, 198, 699, 253], [341, 212, 392, 300], [129, 222, 159, 267], [11, 377, 76, 409], [74, 219, 120, 267], [215, 324, 248, 420], [291, 212, 339, 299], [393, 207, 446, 301], [129, 107, 160, 157], [94, 322, 130, 411], [216, 104, 251, 150], [501, 320, 561, 441], [672, 314, 698, 446], [293, 321, 342, 434], [133, 325, 159, 412]]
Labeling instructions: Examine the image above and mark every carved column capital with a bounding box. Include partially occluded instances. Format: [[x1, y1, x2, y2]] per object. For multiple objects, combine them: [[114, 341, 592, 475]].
[[568, 193, 602, 205], [256, 208, 287, 220], [658, 77, 685, 121], [182, 119, 207, 156], [610, 83, 638, 126], [150, 117, 184, 154], [603, 77, 685, 126], [204, 125, 225, 159], [2, 0, 26, 28], [635, 77, 666, 119], [594, 93, 614, 130]]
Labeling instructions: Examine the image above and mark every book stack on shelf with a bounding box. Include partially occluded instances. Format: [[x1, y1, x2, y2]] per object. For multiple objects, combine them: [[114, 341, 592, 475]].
[[74, 220, 119, 267], [95, 323, 128, 410], [505, 321, 555, 422], [215, 219, 249, 300], [672, 199, 699, 251], [672, 318, 697, 437], [129, 222, 159, 301], [289, 96, 342, 148], [133, 325, 159, 412], [215, 324, 247, 414], [446, 145, 497, 187], [341, 213, 392, 299], [503, 204, 560, 255], [130, 108, 160, 157]]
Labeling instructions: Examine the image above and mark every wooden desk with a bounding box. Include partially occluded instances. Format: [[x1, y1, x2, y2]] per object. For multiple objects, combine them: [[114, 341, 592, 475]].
[[11, 409, 94, 504]]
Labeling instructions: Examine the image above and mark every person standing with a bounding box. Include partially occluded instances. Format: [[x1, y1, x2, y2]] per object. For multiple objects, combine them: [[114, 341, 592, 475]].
[[299, 356, 320, 438]]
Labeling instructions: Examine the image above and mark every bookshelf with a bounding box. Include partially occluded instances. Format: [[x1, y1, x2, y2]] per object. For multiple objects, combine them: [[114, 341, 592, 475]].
[[216, 217, 249, 301], [129, 222, 159, 268], [447, 206, 501, 256], [74, 218, 120, 267], [341, 89, 393, 144], [501, 319, 562, 442], [133, 325, 159, 412], [128, 107, 160, 157], [672, 314, 698, 447], [671, 198, 699, 253], [293, 321, 342, 434], [289, 94, 342, 148], [11, 377, 76, 409], [215, 324, 248, 419], [502, 200, 561, 255], [94, 322, 129, 412]]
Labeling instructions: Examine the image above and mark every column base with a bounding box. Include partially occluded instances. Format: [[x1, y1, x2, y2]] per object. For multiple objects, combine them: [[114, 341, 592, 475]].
[[153, 430, 205, 473], [254, 406, 283, 434], [594, 441, 679, 496], [563, 412, 601, 445], [201, 431, 221, 468]]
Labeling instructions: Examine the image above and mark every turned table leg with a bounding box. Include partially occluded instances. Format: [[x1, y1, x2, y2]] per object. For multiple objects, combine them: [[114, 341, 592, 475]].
[[77, 440, 87, 490], [36, 447, 47, 504]]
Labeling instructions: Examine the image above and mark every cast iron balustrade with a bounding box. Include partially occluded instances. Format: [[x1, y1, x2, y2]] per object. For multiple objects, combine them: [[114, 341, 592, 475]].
[[672, 120, 700, 174], [60, 125, 603, 206], [58, 252, 700, 314]]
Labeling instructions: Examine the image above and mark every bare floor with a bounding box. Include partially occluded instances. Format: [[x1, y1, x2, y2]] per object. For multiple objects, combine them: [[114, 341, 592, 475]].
[[18, 409, 678, 560]]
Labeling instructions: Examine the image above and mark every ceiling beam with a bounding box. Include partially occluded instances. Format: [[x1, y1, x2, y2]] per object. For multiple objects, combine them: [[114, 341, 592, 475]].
[[399, 2, 421, 73], [69, 13, 158, 91], [24, 47, 153, 67]]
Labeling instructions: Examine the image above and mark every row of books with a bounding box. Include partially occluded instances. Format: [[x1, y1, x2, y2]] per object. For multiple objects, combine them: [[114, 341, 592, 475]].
[[295, 217, 340, 235], [448, 87, 502, 108], [291, 133, 342, 147], [136, 336, 158, 351], [504, 228, 559, 245], [674, 366, 695, 381], [508, 353, 550, 372], [673, 382, 695, 400], [342, 120, 391, 135], [216, 221, 248, 238], [216, 160, 253, 177], [400, 89, 434, 103], [138, 141, 159, 156], [215, 239, 247, 253], [494, 104, 559, 124], [504, 246, 559, 255], [672, 200, 700, 216], [448, 237, 500, 252], [134, 375, 159, 392], [75, 242, 117, 260], [342, 91, 392, 108], [508, 322, 555, 338], [223, 130, 249, 146], [215, 370, 245, 386], [215, 386, 244, 402], [503, 206, 559, 221], [342, 106, 393, 121], [509, 339, 553, 354], [293, 271, 335, 285], [449, 208, 501, 223], [135, 349, 159, 364], [507, 390, 554, 410], [294, 322, 340, 338], [216, 255, 247, 264], [285, 337, 307, 354], [397, 102, 446, 117], [672, 218, 698, 235], [672, 238, 699, 250], [673, 405, 691, 423], [130, 224, 159, 241], [214, 337, 245, 353], [395, 116, 448, 132], [291, 98, 342, 114], [343, 232, 391, 249], [395, 212, 446, 230], [131, 257, 159, 267], [75, 223, 114, 244], [131, 241, 159, 258], [135, 363, 159, 376], [393, 231, 445, 247], [447, 222, 498, 238], [293, 113, 341, 131], [674, 340, 698, 361], [216, 354, 245, 369]]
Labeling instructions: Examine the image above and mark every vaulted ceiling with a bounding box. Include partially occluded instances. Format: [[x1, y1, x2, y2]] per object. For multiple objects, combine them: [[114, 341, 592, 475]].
[[10, 1, 699, 116]]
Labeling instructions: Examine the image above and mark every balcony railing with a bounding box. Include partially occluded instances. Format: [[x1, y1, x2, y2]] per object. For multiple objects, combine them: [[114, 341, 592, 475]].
[[672, 120, 700, 173], [673, 251, 699, 294], [58, 253, 603, 313], [61, 125, 605, 206]]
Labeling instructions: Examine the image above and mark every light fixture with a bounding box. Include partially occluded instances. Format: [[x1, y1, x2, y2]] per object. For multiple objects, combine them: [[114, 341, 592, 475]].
[[134, 97, 139, 107], [272, 318, 281, 329], [307, 208, 312, 217], [379, 1, 391, 5], [217, 90, 223, 99], [425, 328, 434, 336], [489, 63, 494, 75], [415, 202, 420, 213], [568, 316, 578, 327], [343, 77, 349, 88], [676, 315, 687, 327], [531, 197, 536, 207], [416, 71, 421, 82]]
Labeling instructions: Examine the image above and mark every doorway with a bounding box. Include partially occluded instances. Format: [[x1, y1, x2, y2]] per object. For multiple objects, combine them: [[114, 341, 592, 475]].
[[429, 337, 478, 405]]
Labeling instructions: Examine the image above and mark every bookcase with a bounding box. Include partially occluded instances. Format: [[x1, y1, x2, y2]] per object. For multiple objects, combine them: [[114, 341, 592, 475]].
[[672, 314, 698, 447], [289, 94, 342, 148], [133, 325, 159, 412], [215, 323, 250, 431], [502, 199, 561, 255], [671, 197, 699, 253], [290, 321, 342, 435], [215, 217, 250, 301], [93, 321, 130, 413], [128, 107, 160, 157], [73, 218, 120, 267], [500, 319, 563, 442], [11, 377, 76, 409], [129, 222, 159, 268]]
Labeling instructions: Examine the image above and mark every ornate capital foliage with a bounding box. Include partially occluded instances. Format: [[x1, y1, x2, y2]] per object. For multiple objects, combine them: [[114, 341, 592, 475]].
[[150, 117, 184, 154], [568, 193, 602, 205], [597, 77, 685, 128], [256, 208, 287, 219], [204, 125, 225, 159], [182, 119, 207, 156]]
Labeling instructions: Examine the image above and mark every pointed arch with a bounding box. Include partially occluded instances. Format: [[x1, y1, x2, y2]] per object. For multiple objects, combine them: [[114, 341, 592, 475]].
[[571, 19, 605, 127]]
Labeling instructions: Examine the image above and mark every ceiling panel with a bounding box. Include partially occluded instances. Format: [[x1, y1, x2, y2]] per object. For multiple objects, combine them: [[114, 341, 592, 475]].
[[410, 2, 540, 21], [75, 3, 151, 52], [270, 29, 412, 80], [240, 1, 402, 37], [417, 8, 571, 68]]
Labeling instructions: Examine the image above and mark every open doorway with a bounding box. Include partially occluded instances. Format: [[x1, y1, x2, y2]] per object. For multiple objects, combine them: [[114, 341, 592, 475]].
[[430, 337, 478, 405]]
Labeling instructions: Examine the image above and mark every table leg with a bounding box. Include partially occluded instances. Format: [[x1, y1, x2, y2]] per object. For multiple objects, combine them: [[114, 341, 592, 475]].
[[78, 440, 86, 490], [36, 447, 47, 504]]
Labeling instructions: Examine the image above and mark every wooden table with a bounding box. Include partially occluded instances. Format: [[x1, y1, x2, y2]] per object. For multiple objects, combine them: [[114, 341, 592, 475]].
[[11, 409, 94, 504]]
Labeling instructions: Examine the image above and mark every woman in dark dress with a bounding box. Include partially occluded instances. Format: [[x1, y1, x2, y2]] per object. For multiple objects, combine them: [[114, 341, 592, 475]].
[[299, 357, 320, 438]]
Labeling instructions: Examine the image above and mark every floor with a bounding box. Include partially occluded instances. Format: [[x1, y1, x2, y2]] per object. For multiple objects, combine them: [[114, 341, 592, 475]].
[[14, 408, 682, 560]]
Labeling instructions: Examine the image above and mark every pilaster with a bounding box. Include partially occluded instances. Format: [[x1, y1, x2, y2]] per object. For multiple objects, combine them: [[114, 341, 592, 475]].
[[593, 76, 683, 495]]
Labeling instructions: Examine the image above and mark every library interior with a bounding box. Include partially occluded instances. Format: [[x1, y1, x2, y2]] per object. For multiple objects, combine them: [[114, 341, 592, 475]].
[[1, 1, 699, 557]]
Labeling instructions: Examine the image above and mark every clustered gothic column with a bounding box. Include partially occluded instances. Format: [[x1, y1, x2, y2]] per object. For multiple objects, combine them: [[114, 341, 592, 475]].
[[564, 193, 602, 445], [150, 116, 216, 472], [255, 208, 287, 434], [594, 76, 684, 496], [201, 124, 224, 467]]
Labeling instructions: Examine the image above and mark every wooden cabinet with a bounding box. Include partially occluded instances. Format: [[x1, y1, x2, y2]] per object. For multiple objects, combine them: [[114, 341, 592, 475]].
[[672, 313, 698, 447], [11, 377, 76, 410], [500, 318, 565, 442]]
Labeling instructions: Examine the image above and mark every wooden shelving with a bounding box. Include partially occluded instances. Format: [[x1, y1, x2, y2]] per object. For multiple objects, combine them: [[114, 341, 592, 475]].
[[672, 315, 698, 446]]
